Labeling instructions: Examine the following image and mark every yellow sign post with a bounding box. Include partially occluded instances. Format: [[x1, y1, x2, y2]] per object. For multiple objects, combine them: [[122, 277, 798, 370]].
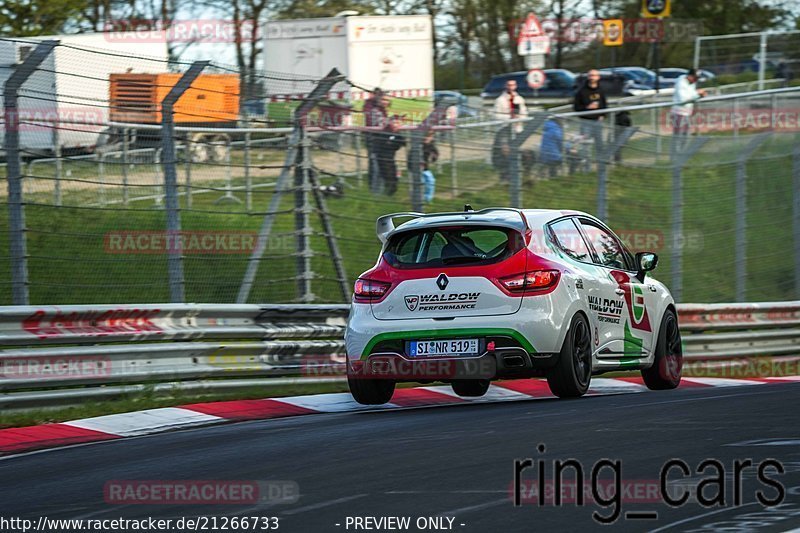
[[603, 19, 624, 46]]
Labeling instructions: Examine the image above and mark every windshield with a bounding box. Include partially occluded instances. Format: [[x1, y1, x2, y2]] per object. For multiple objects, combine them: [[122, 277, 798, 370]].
[[384, 225, 523, 268]]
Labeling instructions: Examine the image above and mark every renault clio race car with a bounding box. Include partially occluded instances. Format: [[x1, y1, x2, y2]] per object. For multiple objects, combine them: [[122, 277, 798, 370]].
[[345, 207, 683, 405]]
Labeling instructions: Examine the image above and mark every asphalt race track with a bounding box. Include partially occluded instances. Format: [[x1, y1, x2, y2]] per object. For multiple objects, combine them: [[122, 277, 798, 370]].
[[2, 383, 800, 532]]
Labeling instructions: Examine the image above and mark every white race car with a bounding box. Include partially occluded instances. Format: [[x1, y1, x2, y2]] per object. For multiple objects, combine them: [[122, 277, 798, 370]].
[[345, 207, 682, 404]]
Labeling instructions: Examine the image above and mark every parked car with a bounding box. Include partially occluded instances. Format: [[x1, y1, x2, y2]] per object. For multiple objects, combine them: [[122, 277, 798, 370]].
[[658, 67, 715, 84], [434, 90, 478, 118], [480, 70, 577, 99], [346, 207, 682, 404], [600, 67, 656, 93]]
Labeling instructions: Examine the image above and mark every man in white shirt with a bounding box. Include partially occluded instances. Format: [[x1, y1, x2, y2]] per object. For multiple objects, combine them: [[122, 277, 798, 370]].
[[494, 79, 528, 126], [671, 69, 707, 137]]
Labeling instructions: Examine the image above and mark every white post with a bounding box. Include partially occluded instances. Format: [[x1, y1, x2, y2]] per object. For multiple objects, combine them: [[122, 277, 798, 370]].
[[693, 37, 701, 70]]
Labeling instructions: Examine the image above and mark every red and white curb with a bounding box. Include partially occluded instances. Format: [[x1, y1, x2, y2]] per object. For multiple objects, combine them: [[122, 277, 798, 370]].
[[2, 376, 799, 455]]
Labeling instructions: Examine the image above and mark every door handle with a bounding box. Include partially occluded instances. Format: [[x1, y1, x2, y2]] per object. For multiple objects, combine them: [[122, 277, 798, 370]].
[[615, 289, 625, 296]]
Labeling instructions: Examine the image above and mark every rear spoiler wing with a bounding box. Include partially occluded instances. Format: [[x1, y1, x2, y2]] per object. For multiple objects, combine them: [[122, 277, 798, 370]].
[[375, 208, 530, 244]]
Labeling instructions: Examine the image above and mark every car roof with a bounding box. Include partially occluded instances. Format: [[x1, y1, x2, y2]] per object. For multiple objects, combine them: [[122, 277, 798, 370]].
[[378, 208, 596, 242]]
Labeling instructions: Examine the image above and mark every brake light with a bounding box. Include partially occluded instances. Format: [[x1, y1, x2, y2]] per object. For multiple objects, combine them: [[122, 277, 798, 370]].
[[354, 278, 391, 301], [500, 270, 560, 292]]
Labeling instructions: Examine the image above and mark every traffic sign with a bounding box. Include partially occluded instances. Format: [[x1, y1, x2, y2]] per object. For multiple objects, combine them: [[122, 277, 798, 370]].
[[641, 0, 670, 18], [517, 12, 551, 56], [603, 19, 624, 46], [525, 54, 545, 69], [526, 69, 546, 89]]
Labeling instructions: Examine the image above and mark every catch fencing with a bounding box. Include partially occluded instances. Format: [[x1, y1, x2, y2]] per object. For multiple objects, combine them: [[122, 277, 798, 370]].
[[0, 301, 798, 409], [2, 38, 800, 307]]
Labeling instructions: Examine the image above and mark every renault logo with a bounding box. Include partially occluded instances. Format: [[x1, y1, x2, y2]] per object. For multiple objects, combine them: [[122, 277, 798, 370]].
[[436, 273, 449, 290]]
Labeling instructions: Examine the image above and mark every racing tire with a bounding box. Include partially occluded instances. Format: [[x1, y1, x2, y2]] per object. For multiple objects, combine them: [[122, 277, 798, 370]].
[[348, 376, 395, 405], [641, 309, 682, 390], [451, 379, 490, 397], [547, 313, 592, 398]]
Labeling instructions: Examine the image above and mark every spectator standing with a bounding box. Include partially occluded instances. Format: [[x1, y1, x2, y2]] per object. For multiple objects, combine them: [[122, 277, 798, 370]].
[[573, 69, 607, 163], [671, 69, 707, 139], [374, 117, 406, 196], [421, 130, 439, 203], [539, 117, 563, 178], [494, 80, 528, 132], [573, 69, 607, 121], [363, 88, 388, 193]]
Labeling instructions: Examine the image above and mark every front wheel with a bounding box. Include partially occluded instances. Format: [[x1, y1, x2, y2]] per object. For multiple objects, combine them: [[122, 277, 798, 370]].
[[451, 379, 490, 397], [547, 313, 592, 398], [641, 309, 682, 390], [348, 376, 395, 405]]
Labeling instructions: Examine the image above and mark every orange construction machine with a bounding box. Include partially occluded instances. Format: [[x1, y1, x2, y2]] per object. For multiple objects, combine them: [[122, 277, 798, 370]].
[[108, 73, 240, 161]]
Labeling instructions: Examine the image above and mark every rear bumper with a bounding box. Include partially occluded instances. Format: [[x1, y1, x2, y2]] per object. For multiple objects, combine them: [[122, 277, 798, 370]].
[[347, 347, 558, 382]]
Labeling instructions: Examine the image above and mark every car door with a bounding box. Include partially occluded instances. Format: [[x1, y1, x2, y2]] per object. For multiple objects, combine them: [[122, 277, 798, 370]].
[[577, 218, 656, 359], [547, 217, 614, 356]]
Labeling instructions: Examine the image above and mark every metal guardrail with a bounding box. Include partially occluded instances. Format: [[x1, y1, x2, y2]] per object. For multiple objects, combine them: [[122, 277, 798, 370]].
[[1, 302, 798, 409]]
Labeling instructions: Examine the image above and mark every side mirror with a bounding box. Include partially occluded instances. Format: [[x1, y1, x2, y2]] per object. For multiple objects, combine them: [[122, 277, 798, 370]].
[[635, 252, 658, 282]]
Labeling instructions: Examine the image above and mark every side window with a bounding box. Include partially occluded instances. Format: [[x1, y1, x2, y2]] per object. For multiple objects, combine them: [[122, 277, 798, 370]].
[[579, 220, 628, 269], [549, 219, 592, 262]]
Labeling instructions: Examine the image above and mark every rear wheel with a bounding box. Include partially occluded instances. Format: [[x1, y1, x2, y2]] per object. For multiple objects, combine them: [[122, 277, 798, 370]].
[[547, 313, 592, 398], [348, 376, 395, 405], [641, 309, 682, 390], [451, 379, 490, 397]]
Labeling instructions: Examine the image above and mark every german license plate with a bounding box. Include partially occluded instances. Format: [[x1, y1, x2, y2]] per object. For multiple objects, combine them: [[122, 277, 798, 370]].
[[409, 339, 479, 357]]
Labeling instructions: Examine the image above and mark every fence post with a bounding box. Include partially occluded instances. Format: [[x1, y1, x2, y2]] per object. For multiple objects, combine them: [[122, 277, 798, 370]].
[[160, 61, 209, 303], [734, 132, 770, 302], [295, 127, 314, 302], [184, 133, 192, 209], [236, 69, 342, 304], [507, 114, 547, 209], [595, 121, 608, 219], [794, 146, 800, 299], [53, 124, 62, 206], [450, 128, 457, 196], [670, 137, 709, 302], [122, 128, 129, 205], [355, 130, 363, 185], [409, 128, 424, 212], [3, 40, 57, 305], [758, 32, 767, 91], [244, 128, 252, 212]]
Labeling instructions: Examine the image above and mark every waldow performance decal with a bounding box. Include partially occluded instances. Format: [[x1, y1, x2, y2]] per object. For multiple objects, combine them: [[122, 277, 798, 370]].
[[404, 292, 481, 311]]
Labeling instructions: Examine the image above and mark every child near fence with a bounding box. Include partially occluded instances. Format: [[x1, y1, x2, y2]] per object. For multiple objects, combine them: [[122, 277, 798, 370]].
[[422, 130, 439, 203]]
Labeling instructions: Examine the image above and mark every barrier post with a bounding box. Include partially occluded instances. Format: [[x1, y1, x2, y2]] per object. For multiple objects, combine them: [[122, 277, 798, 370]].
[[734, 133, 770, 302], [3, 40, 57, 305], [161, 61, 209, 303]]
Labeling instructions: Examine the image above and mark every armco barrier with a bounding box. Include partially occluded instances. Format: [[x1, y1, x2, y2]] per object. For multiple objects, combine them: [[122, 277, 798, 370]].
[[0, 302, 798, 409]]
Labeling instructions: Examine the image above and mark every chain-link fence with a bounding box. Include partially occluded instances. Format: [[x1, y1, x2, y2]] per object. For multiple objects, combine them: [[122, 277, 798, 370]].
[[2, 37, 799, 306], [694, 30, 800, 87]]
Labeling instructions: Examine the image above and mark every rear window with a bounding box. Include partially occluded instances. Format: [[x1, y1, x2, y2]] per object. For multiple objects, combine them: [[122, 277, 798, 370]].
[[384, 226, 523, 269]]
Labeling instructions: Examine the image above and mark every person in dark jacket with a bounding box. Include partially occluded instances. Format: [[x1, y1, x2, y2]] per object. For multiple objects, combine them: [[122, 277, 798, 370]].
[[573, 69, 607, 120], [373, 117, 406, 196]]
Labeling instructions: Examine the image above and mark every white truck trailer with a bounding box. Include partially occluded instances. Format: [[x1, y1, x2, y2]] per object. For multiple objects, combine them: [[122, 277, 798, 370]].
[[0, 32, 168, 155], [262, 15, 434, 102]]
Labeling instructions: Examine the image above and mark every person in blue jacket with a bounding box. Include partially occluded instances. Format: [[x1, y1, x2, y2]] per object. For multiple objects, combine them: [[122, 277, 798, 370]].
[[540, 117, 564, 178]]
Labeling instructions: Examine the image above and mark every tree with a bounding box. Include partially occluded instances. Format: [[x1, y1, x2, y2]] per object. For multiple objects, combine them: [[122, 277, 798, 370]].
[[0, 0, 87, 36]]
